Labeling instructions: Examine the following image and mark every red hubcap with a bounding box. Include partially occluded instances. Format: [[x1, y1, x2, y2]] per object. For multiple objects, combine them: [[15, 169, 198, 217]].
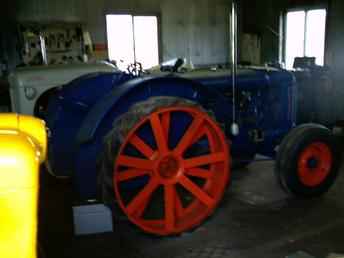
[[157, 155, 180, 179], [113, 106, 230, 235], [298, 142, 332, 187]]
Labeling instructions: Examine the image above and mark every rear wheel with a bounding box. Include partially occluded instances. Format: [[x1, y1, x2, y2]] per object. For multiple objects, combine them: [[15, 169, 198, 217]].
[[275, 124, 340, 197], [98, 97, 230, 235]]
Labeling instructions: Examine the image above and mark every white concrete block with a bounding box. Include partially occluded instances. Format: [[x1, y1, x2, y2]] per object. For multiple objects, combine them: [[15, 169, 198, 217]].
[[73, 204, 113, 235]]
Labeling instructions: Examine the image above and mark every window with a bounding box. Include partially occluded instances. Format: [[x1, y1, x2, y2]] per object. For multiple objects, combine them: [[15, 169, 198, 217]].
[[106, 14, 159, 70], [285, 9, 327, 69]]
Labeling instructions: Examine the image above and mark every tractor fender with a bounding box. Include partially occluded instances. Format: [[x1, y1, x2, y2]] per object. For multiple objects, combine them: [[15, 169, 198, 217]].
[[76, 75, 232, 145]]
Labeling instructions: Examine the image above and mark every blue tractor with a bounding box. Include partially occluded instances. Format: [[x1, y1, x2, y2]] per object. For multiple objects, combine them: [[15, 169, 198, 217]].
[[44, 60, 341, 236]]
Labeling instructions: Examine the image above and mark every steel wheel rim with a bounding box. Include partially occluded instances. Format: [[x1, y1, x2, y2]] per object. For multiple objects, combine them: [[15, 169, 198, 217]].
[[113, 106, 230, 235], [297, 142, 332, 187]]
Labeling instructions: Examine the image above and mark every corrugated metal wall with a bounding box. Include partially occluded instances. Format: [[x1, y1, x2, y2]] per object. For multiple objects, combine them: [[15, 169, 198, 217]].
[[15, 0, 231, 66], [161, 0, 230, 65]]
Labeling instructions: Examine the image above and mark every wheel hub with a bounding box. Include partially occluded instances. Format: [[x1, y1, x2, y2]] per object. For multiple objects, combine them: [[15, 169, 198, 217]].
[[298, 142, 333, 187], [307, 157, 318, 169], [158, 155, 180, 179]]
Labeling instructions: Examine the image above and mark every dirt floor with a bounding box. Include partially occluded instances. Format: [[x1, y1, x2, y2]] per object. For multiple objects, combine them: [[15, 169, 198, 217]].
[[38, 160, 344, 258]]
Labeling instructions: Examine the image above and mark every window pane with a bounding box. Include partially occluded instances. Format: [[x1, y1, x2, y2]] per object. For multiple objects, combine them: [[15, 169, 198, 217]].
[[106, 15, 135, 70], [133, 16, 159, 69], [305, 9, 326, 66], [285, 11, 306, 69]]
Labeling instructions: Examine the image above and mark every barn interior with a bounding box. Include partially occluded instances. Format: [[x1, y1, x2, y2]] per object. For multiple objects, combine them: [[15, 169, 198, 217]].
[[1, 1, 344, 258]]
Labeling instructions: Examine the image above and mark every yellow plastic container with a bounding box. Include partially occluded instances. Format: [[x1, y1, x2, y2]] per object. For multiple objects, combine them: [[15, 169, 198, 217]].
[[0, 114, 47, 258]]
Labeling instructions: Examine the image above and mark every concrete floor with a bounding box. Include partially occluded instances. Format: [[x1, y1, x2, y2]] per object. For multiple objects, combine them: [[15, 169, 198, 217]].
[[38, 160, 344, 258]]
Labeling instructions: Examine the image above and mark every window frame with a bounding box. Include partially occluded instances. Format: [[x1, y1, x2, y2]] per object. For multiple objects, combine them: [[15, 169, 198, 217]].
[[104, 12, 162, 66], [282, 6, 328, 68]]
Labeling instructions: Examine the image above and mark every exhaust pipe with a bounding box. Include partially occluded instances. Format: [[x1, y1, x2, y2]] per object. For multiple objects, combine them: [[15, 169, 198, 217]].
[[230, 0, 239, 136]]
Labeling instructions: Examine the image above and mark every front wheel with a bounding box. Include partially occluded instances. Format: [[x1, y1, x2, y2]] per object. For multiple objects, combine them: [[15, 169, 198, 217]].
[[275, 124, 341, 198], [98, 97, 231, 236]]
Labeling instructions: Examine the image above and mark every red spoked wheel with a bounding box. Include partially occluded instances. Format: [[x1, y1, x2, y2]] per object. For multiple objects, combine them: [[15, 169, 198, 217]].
[[275, 124, 340, 198], [298, 142, 333, 187], [113, 106, 230, 235]]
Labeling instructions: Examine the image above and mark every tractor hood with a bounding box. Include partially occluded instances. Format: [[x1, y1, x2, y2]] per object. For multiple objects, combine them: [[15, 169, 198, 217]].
[[149, 65, 292, 91]]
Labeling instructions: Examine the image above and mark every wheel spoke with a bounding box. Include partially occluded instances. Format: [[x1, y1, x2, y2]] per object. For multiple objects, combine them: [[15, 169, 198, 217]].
[[179, 175, 215, 207], [161, 111, 171, 144], [117, 169, 150, 182], [190, 126, 208, 146], [183, 152, 226, 168], [150, 113, 169, 154], [174, 116, 204, 155], [117, 155, 154, 170], [129, 134, 155, 159], [126, 179, 159, 216], [185, 168, 213, 179], [164, 184, 176, 232], [135, 197, 151, 218]]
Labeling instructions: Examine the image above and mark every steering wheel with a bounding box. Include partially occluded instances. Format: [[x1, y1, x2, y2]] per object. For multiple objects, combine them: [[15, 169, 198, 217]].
[[127, 62, 143, 76]]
